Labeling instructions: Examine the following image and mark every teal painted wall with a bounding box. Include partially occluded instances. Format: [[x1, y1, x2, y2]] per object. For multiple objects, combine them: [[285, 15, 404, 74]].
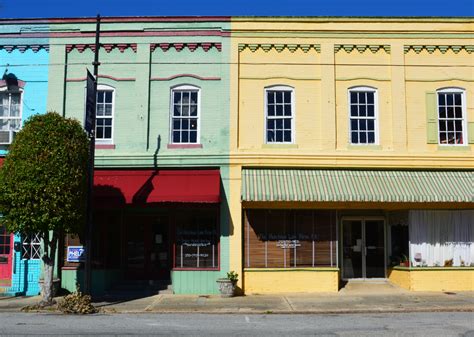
[[48, 19, 231, 295], [0, 22, 49, 296]]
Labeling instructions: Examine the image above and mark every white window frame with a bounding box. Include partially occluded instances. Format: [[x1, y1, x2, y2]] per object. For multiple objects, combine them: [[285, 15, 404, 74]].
[[95, 84, 115, 144], [169, 84, 201, 145], [347, 86, 379, 145], [436, 87, 467, 146], [21, 233, 41, 260], [264, 85, 295, 144], [0, 86, 23, 143]]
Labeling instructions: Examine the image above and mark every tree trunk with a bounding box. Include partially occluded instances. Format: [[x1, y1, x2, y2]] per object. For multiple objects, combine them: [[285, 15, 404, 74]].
[[40, 231, 58, 306]]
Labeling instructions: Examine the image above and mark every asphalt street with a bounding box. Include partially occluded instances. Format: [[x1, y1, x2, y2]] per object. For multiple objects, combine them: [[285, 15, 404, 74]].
[[0, 312, 473, 336]]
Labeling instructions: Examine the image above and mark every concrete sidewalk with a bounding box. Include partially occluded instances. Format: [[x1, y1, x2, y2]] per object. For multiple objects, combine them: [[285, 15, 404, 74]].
[[1, 289, 473, 314]]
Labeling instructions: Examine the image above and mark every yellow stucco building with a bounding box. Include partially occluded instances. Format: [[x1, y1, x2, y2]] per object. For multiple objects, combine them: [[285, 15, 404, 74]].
[[228, 17, 474, 293]]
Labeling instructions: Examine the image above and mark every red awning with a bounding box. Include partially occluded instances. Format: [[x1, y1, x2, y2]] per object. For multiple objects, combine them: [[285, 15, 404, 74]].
[[0, 157, 3, 167], [93, 169, 220, 207]]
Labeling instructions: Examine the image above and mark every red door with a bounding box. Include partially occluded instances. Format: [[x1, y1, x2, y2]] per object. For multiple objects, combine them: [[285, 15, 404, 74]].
[[0, 225, 13, 284]]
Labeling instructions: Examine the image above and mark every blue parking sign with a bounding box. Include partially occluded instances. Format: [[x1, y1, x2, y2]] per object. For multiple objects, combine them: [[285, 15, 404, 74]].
[[67, 246, 85, 262]]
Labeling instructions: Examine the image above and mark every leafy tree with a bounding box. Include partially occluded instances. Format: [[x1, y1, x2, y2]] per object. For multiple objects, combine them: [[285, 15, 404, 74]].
[[0, 112, 89, 305]]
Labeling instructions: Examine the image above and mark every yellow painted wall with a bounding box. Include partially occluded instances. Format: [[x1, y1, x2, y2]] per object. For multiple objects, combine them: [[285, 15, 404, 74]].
[[243, 269, 339, 294], [387, 268, 411, 290], [389, 268, 474, 291], [410, 269, 474, 292], [228, 18, 474, 293]]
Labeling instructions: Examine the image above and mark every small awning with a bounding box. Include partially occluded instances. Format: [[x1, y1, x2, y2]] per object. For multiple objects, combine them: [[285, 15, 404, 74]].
[[94, 169, 220, 206], [242, 169, 473, 203]]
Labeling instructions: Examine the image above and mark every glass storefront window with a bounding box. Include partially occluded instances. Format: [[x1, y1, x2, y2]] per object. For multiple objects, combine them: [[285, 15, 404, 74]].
[[174, 209, 219, 270]]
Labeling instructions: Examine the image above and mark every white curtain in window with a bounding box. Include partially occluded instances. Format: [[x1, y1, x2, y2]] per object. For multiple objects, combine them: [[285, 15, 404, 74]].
[[409, 210, 474, 267]]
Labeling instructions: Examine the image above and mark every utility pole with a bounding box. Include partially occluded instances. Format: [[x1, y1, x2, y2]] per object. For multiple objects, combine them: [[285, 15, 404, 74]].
[[84, 14, 101, 296]]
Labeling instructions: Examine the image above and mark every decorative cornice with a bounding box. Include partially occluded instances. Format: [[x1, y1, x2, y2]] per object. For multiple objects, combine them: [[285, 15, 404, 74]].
[[0, 45, 49, 53], [404, 45, 474, 54], [66, 43, 137, 53], [150, 42, 221, 52], [0, 79, 26, 88], [66, 74, 136, 82], [151, 74, 221, 81], [334, 44, 390, 54], [238, 43, 320, 53]]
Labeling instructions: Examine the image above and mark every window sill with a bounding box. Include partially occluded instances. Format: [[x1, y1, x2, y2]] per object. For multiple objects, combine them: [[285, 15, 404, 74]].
[[167, 144, 203, 149], [347, 144, 382, 150], [95, 144, 116, 150], [437, 145, 471, 151], [262, 144, 298, 149], [244, 267, 339, 272], [172, 267, 219, 271]]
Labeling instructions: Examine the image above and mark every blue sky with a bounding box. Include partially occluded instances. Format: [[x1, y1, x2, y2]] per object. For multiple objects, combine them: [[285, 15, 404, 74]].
[[0, 0, 473, 18]]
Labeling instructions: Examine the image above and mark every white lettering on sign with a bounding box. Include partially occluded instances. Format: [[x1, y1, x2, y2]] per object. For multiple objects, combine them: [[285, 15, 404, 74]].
[[276, 240, 301, 249], [182, 241, 211, 247], [184, 253, 209, 258]]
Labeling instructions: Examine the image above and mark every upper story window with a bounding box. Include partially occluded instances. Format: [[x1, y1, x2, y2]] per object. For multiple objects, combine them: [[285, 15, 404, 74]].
[[265, 86, 294, 143], [437, 88, 466, 145], [349, 87, 378, 145], [170, 85, 200, 144], [96, 85, 115, 143], [0, 88, 22, 145]]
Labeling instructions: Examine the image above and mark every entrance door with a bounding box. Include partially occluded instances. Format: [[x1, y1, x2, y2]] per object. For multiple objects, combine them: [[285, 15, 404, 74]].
[[342, 218, 385, 279], [125, 216, 170, 280], [0, 226, 13, 283]]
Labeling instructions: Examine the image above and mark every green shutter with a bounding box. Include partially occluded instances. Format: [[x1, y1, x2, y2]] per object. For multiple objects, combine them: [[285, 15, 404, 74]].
[[426, 91, 438, 144], [468, 122, 474, 144]]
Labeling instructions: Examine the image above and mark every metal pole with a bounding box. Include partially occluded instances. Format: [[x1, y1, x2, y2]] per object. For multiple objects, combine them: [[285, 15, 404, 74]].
[[84, 14, 100, 296]]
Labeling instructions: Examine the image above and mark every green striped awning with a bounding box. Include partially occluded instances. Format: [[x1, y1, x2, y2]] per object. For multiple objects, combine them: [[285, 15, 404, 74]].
[[241, 169, 474, 203]]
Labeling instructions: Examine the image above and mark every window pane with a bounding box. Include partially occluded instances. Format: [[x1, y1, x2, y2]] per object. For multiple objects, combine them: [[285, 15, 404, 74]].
[[96, 126, 104, 139], [283, 91, 291, 103], [454, 94, 461, 105], [267, 119, 274, 130], [275, 130, 283, 142], [97, 91, 104, 102], [182, 131, 189, 143], [455, 120, 462, 132], [96, 105, 104, 116], [447, 120, 454, 132], [105, 104, 112, 116], [104, 119, 112, 126], [284, 104, 292, 116], [190, 92, 198, 104], [104, 127, 112, 139], [275, 119, 283, 129], [182, 92, 190, 104], [351, 119, 358, 131], [455, 107, 462, 119], [173, 131, 180, 143], [456, 132, 463, 144], [446, 94, 453, 105], [439, 132, 447, 143], [174, 92, 181, 104], [284, 118, 291, 129], [366, 92, 374, 104], [438, 107, 446, 118], [350, 105, 358, 117], [276, 105, 283, 116], [267, 92, 274, 104], [360, 132, 367, 143], [174, 105, 181, 116], [190, 131, 197, 143], [439, 120, 446, 131], [350, 92, 358, 103], [447, 107, 454, 118], [182, 105, 190, 116], [358, 92, 366, 103], [359, 105, 366, 117], [275, 92, 283, 103], [182, 119, 189, 130], [267, 105, 275, 116], [190, 119, 198, 130], [351, 132, 358, 143], [267, 130, 274, 142], [190, 105, 197, 116], [105, 91, 112, 103], [367, 105, 374, 117], [284, 131, 291, 142], [173, 119, 180, 130], [367, 119, 374, 131], [359, 119, 367, 131], [438, 94, 445, 105], [367, 132, 375, 143]]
